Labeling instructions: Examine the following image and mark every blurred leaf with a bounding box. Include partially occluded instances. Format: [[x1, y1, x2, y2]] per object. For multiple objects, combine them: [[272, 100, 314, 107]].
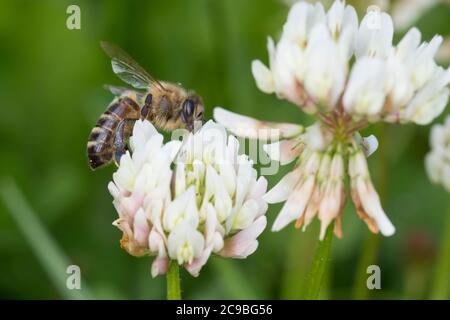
[[0, 177, 93, 299]]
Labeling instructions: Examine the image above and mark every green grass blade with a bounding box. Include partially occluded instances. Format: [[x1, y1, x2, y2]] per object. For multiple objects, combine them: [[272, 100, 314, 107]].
[[0, 177, 92, 299]]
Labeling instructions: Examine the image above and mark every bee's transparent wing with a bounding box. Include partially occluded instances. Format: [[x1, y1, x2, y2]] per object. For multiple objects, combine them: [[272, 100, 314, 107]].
[[103, 84, 146, 100], [103, 84, 131, 95], [101, 41, 165, 91]]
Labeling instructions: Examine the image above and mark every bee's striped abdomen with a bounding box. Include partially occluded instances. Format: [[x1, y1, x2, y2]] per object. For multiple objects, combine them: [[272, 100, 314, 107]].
[[87, 96, 141, 170], [87, 117, 116, 170], [108, 97, 140, 117]]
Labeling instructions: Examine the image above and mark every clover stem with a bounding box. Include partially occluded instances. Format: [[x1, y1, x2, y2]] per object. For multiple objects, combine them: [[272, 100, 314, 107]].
[[352, 123, 388, 299], [303, 221, 335, 300], [166, 260, 182, 300], [430, 199, 450, 299], [351, 234, 380, 299]]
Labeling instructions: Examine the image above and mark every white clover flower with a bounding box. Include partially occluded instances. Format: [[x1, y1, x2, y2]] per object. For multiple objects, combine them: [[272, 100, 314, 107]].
[[214, 0, 450, 239], [108, 120, 268, 277], [425, 116, 450, 192], [252, 0, 449, 125]]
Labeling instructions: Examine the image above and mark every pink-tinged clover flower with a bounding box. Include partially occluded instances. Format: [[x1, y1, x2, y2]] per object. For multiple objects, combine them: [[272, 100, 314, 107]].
[[108, 120, 268, 277]]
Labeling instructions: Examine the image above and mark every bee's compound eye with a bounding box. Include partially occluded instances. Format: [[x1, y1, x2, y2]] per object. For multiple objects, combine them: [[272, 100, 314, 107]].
[[183, 99, 195, 117]]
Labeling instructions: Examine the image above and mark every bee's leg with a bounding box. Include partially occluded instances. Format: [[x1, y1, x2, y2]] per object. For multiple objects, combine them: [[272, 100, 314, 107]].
[[113, 119, 136, 166], [140, 94, 152, 119]]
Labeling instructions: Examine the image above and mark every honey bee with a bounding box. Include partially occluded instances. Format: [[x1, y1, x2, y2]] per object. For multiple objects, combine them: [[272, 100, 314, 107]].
[[87, 41, 205, 170]]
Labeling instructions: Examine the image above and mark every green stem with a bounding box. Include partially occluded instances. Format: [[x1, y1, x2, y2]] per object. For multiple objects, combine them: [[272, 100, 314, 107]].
[[280, 228, 316, 299], [166, 261, 181, 300], [352, 123, 388, 299], [351, 234, 380, 299], [430, 200, 450, 300], [303, 222, 335, 300]]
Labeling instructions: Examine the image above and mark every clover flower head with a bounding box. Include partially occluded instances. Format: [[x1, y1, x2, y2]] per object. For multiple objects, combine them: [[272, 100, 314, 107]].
[[214, 0, 450, 239], [425, 115, 450, 192], [108, 120, 268, 277], [252, 0, 449, 125]]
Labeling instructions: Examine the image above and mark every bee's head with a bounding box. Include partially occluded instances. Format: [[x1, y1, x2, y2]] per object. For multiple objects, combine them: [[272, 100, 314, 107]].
[[181, 94, 204, 131]]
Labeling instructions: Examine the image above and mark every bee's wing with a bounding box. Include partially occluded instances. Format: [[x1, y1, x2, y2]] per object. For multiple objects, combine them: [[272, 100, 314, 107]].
[[101, 41, 165, 91], [103, 84, 131, 95], [103, 84, 146, 100]]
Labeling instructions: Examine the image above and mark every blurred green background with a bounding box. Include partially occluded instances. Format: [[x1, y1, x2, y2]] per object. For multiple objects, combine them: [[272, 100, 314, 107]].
[[0, 0, 449, 299]]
